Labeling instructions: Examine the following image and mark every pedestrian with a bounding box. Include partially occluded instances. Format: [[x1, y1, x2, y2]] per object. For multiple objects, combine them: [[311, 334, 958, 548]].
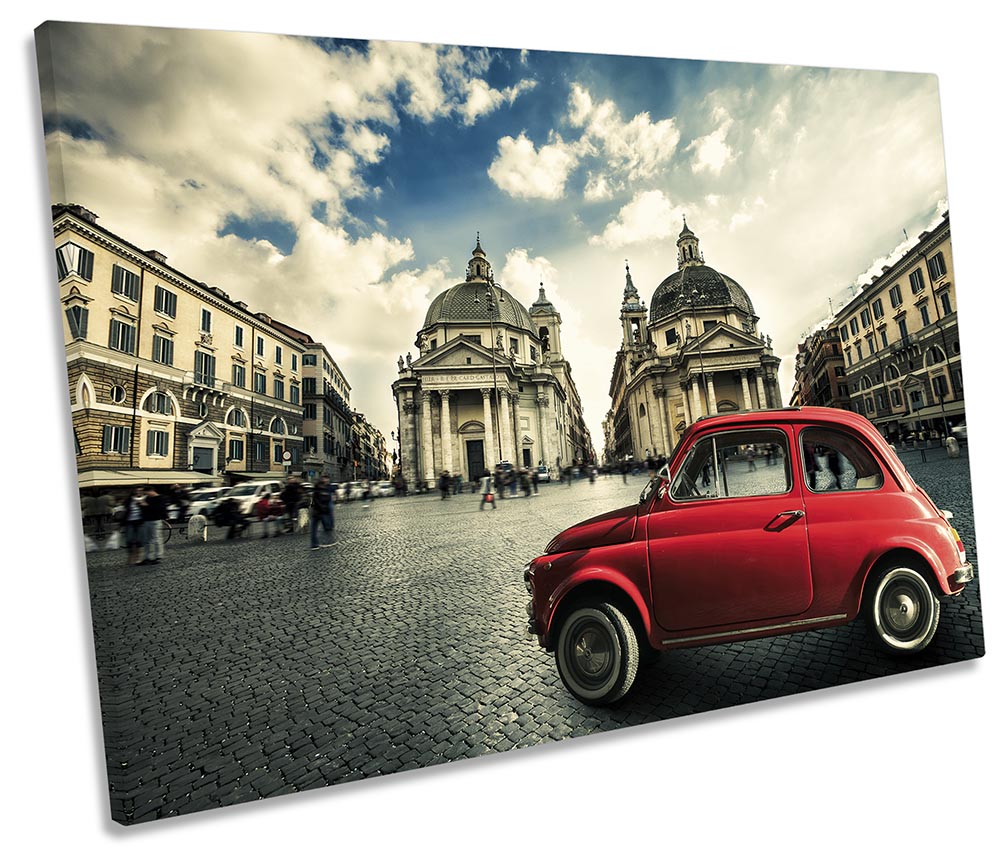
[[218, 496, 249, 539], [479, 470, 496, 510], [96, 491, 115, 534], [280, 477, 303, 533], [452, 473, 463, 495], [310, 474, 335, 549], [621, 461, 628, 484], [139, 485, 168, 565], [122, 486, 145, 566], [746, 448, 757, 471], [519, 468, 531, 497], [257, 492, 276, 538], [439, 470, 451, 500], [531, 467, 539, 494]]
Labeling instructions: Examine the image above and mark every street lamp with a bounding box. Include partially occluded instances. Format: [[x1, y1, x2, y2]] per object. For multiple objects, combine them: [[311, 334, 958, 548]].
[[685, 287, 709, 415], [474, 277, 505, 466]]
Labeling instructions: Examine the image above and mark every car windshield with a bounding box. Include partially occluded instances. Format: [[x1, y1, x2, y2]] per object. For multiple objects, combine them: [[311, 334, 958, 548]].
[[227, 485, 257, 496]]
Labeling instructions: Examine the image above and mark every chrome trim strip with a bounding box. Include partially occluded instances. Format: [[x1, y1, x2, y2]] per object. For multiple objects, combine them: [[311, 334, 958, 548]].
[[661, 614, 849, 646]]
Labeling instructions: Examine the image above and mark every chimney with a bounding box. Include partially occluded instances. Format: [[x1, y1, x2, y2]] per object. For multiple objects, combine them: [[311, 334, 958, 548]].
[[145, 249, 168, 264]]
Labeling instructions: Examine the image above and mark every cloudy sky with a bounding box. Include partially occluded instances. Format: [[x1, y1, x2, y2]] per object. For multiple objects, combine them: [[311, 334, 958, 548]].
[[39, 22, 949, 448]]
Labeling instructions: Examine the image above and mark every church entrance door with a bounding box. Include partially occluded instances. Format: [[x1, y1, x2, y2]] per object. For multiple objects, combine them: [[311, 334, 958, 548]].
[[466, 440, 484, 482]]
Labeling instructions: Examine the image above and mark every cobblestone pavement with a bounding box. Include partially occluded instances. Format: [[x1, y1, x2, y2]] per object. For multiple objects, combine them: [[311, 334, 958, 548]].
[[84, 452, 984, 824]]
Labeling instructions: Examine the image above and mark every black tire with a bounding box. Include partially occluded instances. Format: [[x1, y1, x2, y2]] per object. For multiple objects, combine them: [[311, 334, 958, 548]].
[[865, 562, 940, 654], [555, 603, 639, 705]]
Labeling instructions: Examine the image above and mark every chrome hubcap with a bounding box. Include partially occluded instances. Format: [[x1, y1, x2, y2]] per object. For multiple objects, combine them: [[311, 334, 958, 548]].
[[886, 590, 919, 632], [573, 627, 611, 678]]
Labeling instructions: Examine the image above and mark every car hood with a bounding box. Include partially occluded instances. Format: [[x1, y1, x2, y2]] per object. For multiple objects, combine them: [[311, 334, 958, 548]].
[[545, 504, 639, 554]]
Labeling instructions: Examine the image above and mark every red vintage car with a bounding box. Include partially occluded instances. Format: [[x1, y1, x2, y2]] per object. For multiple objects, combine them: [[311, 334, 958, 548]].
[[525, 407, 974, 705]]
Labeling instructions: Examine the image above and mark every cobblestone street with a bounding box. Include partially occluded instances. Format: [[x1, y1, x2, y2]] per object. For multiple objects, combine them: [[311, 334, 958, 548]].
[[84, 452, 984, 824]]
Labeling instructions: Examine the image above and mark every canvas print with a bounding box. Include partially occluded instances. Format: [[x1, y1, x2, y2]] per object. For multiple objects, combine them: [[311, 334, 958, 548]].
[[35, 20, 983, 824]]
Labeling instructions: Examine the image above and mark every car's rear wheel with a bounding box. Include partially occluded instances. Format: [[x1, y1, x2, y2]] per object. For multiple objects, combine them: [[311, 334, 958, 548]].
[[555, 603, 639, 705], [865, 562, 940, 654]]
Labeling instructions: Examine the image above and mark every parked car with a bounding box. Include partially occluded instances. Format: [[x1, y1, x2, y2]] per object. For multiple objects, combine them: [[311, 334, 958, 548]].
[[332, 482, 348, 503], [951, 422, 968, 441], [525, 407, 974, 705], [215, 480, 283, 519], [536, 465, 551, 483], [188, 487, 231, 519], [375, 480, 394, 497]]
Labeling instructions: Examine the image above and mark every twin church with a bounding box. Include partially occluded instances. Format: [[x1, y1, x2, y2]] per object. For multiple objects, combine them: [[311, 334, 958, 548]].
[[393, 222, 781, 487]]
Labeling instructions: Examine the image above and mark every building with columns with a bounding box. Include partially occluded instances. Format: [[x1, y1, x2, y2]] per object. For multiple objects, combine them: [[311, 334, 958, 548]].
[[392, 238, 592, 488], [607, 220, 781, 462]]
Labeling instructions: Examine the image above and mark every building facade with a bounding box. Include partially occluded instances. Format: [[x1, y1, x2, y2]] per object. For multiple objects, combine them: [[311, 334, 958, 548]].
[[55, 204, 305, 489], [830, 212, 963, 441], [271, 323, 355, 483], [351, 413, 389, 481], [789, 328, 851, 409], [607, 221, 782, 463], [392, 238, 593, 488]]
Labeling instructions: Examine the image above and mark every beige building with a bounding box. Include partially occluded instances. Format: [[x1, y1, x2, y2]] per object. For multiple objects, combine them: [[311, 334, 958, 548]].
[[392, 237, 592, 488], [55, 204, 305, 489], [831, 211, 963, 441], [607, 221, 781, 462]]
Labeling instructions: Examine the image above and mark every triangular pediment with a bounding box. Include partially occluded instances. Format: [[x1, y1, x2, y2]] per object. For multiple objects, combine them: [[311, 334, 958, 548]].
[[690, 324, 765, 352], [416, 336, 499, 368], [188, 419, 227, 441]]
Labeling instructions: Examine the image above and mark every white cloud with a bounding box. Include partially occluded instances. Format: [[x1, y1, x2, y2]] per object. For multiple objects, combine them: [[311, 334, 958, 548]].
[[487, 132, 580, 200], [459, 77, 537, 126], [686, 108, 735, 175], [589, 190, 684, 248], [490, 83, 679, 201]]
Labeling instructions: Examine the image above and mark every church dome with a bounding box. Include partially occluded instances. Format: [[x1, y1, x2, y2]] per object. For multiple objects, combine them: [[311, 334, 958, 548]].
[[421, 236, 538, 333], [650, 265, 755, 322], [649, 221, 755, 323], [423, 281, 538, 332]]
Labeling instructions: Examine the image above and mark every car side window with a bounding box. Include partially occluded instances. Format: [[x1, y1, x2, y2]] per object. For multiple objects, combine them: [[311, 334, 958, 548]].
[[801, 427, 884, 492], [669, 428, 791, 501]]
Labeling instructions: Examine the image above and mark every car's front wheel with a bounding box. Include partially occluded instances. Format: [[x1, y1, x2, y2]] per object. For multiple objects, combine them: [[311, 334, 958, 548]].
[[555, 603, 639, 705], [865, 563, 941, 654]]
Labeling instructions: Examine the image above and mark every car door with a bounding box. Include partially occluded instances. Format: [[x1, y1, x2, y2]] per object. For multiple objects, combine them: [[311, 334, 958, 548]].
[[647, 426, 814, 632]]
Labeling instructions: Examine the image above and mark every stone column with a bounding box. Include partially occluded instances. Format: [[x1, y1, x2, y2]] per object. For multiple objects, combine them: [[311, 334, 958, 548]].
[[400, 395, 418, 488], [420, 390, 434, 487], [680, 383, 692, 429], [756, 371, 767, 410], [481, 388, 496, 469], [439, 390, 454, 474], [499, 389, 512, 463], [536, 393, 549, 466], [510, 393, 521, 466], [706, 372, 717, 415], [654, 387, 671, 454], [741, 371, 752, 411], [691, 378, 703, 420]]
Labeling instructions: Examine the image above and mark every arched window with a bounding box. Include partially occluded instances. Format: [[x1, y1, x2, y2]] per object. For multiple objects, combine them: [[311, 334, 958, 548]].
[[861, 376, 873, 390], [144, 391, 173, 415], [885, 364, 901, 380], [926, 345, 946, 366], [270, 417, 287, 435], [638, 403, 647, 418], [227, 409, 246, 428]]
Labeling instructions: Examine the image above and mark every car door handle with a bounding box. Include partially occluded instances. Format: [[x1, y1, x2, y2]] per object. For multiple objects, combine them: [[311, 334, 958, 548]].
[[765, 510, 805, 532]]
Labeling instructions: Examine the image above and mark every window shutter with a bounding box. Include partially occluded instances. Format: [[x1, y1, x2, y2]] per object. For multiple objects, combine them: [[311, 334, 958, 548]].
[[81, 249, 93, 281], [102, 425, 112, 453]]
